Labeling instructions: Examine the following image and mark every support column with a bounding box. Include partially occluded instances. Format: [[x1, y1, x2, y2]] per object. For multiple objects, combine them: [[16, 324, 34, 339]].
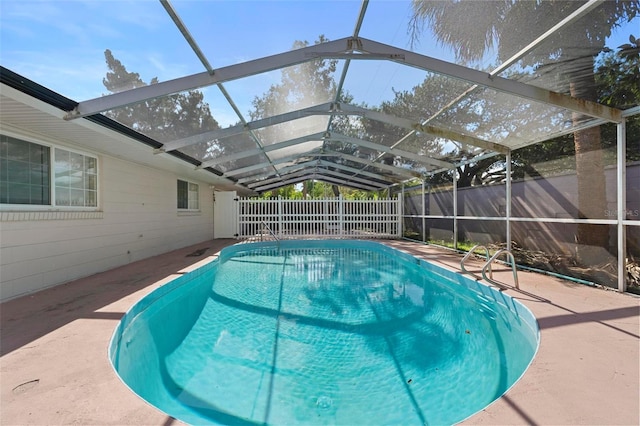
[[278, 195, 283, 239], [453, 169, 458, 250], [339, 194, 344, 238], [617, 120, 627, 292], [401, 183, 405, 239], [506, 150, 512, 252], [421, 180, 426, 243]]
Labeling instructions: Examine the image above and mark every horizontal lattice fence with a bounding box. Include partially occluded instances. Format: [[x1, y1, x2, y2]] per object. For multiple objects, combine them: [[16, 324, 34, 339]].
[[237, 196, 401, 240]]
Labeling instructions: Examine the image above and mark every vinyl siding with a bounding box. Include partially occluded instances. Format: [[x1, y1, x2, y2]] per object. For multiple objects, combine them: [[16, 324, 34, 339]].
[[0, 153, 214, 302]]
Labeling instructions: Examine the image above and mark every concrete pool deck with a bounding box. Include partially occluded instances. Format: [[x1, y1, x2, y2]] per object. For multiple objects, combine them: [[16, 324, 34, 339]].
[[1, 238, 638, 425]]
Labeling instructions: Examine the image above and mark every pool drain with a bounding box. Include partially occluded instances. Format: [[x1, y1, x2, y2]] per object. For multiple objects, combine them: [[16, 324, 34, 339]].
[[316, 396, 333, 410]]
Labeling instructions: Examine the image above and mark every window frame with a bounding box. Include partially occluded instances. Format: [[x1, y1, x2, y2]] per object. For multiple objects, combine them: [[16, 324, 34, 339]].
[[1, 132, 100, 211], [177, 178, 200, 211]]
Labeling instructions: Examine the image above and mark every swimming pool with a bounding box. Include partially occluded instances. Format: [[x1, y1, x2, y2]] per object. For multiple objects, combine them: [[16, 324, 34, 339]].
[[109, 240, 539, 425]]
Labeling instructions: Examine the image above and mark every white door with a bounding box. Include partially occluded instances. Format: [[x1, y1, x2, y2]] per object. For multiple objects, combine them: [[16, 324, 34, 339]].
[[213, 191, 237, 238]]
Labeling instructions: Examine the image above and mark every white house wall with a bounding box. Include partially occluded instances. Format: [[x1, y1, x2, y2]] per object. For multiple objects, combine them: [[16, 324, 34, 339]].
[[0, 152, 215, 302]]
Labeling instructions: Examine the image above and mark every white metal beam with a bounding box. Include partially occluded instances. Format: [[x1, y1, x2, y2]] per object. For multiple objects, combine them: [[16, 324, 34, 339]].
[[317, 159, 396, 184], [160, 104, 333, 153], [223, 160, 273, 177], [199, 132, 325, 168], [156, 102, 500, 156], [323, 150, 421, 179], [421, 180, 426, 242], [253, 174, 316, 192], [188, 102, 499, 170], [313, 174, 381, 191], [506, 150, 512, 252], [323, 0, 367, 169], [240, 156, 333, 184], [252, 167, 313, 187], [67, 35, 620, 125], [65, 39, 354, 119], [317, 163, 391, 187], [414, 0, 607, 142], [356, 38, 621, 123], [453, 168, 458, 249], [161, 100, 501, 157], [225, 150, 320, 178], [244, 156, 393, 190], [257, 159, 389, 189], [617, 120, 627, 292], [249, 160, 386, 192], [199, 123, 456, 178], [318, 168, 387, 188], [246, 167, 310, 187], [328, 132, 454, 169], [245, 159, 322, 185], [231, 146, 421, 186], [489, 0, 605, 78], [234, 153, 323, 183], [160, 0, 214, 74], [159, 123, 246, 153], [335, 103, 508, 154]]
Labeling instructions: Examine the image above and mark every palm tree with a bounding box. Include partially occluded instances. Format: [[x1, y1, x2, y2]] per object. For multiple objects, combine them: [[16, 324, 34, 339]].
[[409, 0, 638, 266]]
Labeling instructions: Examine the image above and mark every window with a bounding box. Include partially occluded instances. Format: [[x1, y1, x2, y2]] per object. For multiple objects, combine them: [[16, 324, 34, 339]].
[[177, 179, 199, 210], [0, 134, 98, 208], [0, 135, 50, 205], [54, 148, 98, 207]]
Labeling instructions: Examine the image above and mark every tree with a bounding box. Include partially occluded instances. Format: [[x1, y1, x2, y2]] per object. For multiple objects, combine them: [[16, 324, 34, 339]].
[[409, 0, 638, 265], [250, 36, 357, 197], [250, 35, 338, 135], [596, 34, 640, 111], [377, 72, 505, 186], [596, 34, 640, 166], [102, 49, 221, 161], [486, 37, 640, 182]]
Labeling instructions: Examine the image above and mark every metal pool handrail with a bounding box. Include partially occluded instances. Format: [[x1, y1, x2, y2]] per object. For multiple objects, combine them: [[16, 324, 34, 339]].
[[481, 249, 520, 289], [260, 221, 279, 242], [460, 244, 490, 276]]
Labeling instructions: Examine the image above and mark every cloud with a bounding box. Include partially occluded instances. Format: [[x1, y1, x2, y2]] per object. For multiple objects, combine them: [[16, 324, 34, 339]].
[[4, 48, 109, 100], [110, 0, 168, 32]]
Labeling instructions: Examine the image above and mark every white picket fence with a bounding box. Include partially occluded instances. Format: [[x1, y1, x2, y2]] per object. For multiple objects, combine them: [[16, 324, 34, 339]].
[[236, 196, 401, 240]]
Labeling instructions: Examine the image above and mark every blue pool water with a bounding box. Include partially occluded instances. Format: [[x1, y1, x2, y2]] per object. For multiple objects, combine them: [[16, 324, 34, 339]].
[[110, 240, 539, 425]]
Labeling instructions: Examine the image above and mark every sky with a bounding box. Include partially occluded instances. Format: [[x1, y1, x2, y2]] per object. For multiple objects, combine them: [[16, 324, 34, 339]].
[[0, 0, 435, 126], [1, 0, 638, 128]]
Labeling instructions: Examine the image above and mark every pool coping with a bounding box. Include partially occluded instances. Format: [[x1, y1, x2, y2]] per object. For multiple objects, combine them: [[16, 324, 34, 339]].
[[1, 238, 639, 425]]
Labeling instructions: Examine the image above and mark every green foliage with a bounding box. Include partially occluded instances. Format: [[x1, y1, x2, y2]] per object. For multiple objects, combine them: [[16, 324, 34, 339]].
[[249, 36, 374, 197], [596, 37, 640, 161], [410, 1, 638, 69], [409, 0, 637, 254], [102, 50, 221, 161], [426, 239, 483, 253], [257, 181, 385, 200], [597, 34, 640, 110], [258, 184, 300, 199], [101, 16, 639, 203], [511, 38, 640, 175], [250, 35, 338, 124], [406, 2, 640, 186]]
